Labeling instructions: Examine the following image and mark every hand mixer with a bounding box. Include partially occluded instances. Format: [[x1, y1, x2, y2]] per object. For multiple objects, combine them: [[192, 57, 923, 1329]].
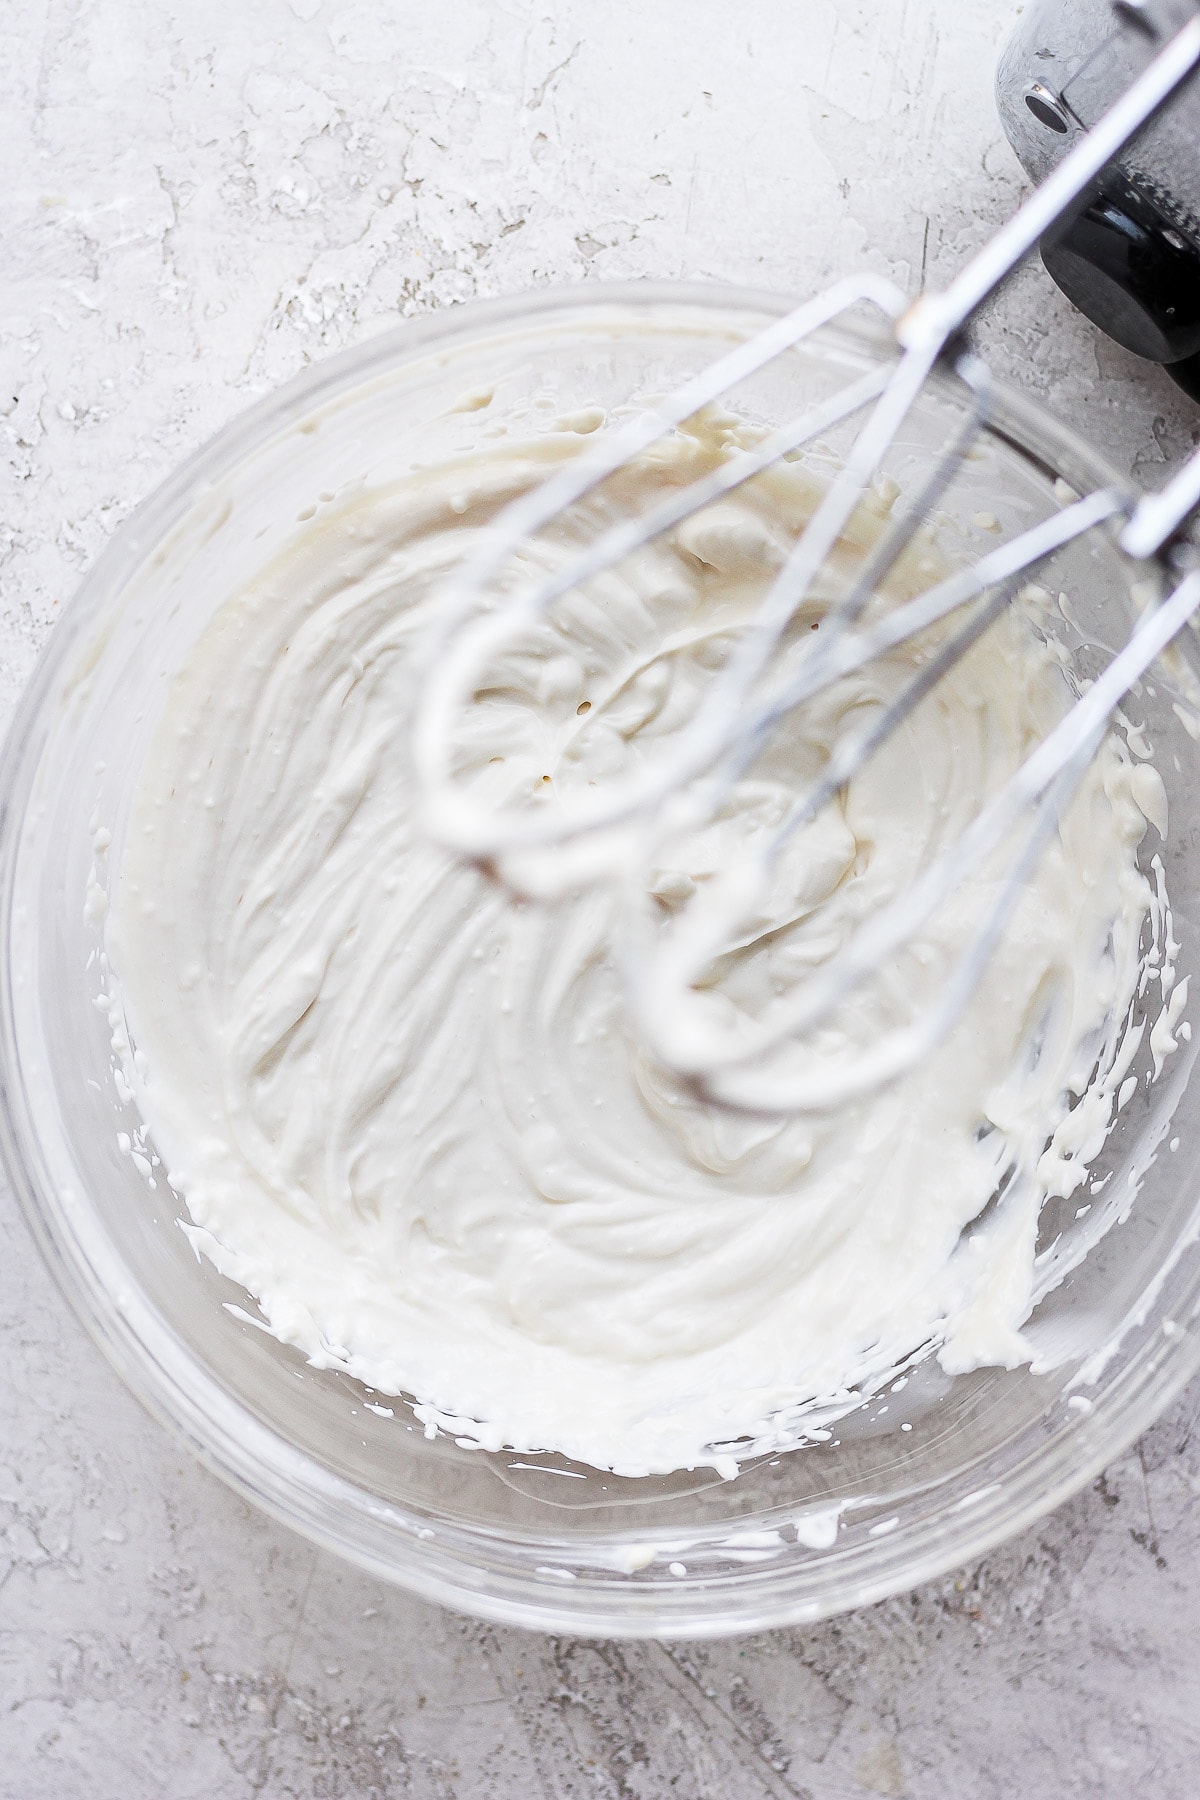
[[412, 1, 1200, 1114]]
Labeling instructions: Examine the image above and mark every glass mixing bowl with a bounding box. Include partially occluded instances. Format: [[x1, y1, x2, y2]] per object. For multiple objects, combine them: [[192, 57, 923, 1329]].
[[3, 283, 1200, 1638]]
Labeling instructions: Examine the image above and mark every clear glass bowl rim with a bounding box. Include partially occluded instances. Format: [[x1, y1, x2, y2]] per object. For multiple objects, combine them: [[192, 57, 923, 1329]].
[[2, 277, 1199, 1639]]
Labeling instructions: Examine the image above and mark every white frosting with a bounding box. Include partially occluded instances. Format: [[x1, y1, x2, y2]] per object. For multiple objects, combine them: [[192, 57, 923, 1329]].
[[106, 413, 1166, 1478]]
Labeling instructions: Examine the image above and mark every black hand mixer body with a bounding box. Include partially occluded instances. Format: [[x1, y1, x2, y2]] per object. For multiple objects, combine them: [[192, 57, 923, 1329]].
[[997, 0, 1200, 396]]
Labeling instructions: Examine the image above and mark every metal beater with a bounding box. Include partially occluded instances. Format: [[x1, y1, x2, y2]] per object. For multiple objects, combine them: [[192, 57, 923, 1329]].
[[412, 2, 1200, 1113]]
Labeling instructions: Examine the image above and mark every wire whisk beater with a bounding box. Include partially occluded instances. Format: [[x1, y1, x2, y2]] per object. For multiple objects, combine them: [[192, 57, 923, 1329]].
[[413, 4, 1200, 1113]]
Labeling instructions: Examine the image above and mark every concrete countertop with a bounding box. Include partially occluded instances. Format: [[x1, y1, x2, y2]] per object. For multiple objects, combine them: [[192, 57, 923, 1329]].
[[3, 2, 1199, 1794]]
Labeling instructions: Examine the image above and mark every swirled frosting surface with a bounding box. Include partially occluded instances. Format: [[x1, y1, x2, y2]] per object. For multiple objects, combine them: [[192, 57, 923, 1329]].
[[107, 416, 1164, 1476]]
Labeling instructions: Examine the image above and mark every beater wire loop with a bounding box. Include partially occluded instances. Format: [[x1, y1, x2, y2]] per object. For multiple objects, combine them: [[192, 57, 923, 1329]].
[[631, 568, 1200, 1112]]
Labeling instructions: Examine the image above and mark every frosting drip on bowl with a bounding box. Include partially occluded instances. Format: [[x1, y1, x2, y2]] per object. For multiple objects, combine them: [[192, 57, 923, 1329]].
[[106, 412, 1167, 1477]]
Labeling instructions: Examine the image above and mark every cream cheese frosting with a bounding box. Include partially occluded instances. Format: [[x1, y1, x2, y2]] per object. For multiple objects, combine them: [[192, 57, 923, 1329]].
[[105, 411, 1168, 1478]]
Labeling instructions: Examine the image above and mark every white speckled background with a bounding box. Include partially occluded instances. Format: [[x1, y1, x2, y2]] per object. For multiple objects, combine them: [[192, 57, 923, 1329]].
[[3, 2, 1200, 1794]]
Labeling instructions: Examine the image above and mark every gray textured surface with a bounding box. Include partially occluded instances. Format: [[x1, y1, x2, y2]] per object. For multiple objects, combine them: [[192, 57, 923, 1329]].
[[3, 2, 1200, 1794]]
